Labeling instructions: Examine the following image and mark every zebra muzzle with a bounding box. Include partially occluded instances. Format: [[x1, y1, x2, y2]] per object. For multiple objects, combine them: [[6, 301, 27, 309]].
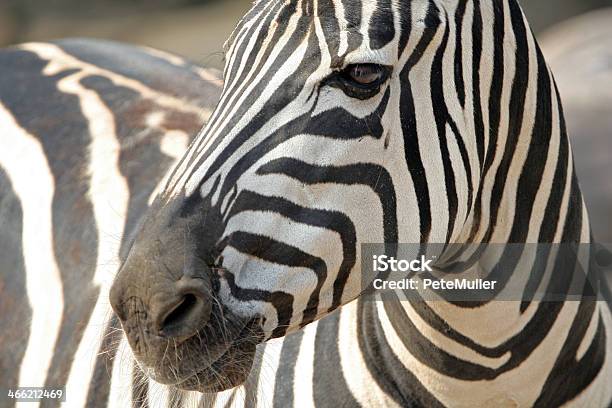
[[108, 223, 263, 392]]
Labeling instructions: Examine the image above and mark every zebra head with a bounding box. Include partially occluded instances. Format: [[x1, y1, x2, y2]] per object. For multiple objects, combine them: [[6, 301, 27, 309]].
[[110, 0, 540, 392]]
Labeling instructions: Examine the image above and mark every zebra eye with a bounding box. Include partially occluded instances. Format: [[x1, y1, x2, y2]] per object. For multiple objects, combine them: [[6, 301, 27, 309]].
[[324, 63, 390, 100], [344, 64, 385, 85]]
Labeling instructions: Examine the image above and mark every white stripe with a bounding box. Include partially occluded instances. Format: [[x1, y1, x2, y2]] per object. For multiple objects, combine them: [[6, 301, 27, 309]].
[[56, 59, 130, 407], [292, 320, 318, 407], [19, 43, 212, 120], [576, 301, 600, 361], [0, 102, 64, 408], [146, 381, 171, 408], [332, 0, 349, 56], [337, 301, 400, 407], [256, 339, 284, 407], [107, 337, 134, 408]]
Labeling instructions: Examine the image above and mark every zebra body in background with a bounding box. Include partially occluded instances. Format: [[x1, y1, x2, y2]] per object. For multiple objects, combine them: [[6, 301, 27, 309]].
[[0, 39, 223, 406], [1, 1, 611, 407]]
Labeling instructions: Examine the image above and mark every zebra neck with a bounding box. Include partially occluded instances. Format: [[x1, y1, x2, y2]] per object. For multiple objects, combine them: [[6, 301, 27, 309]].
[[357, 260, 611, 406]]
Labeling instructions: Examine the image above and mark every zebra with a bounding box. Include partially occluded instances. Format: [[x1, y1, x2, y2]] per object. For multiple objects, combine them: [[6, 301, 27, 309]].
[[0, 39, 223, 407], [1, 1, 611, 408]]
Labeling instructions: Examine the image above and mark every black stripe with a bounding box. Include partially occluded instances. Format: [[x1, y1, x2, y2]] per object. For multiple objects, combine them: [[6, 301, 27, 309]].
[[312, 311, 360, 407], [188, 0, 311, 159], [454, 0, 468, 108], [443, 24, 553, 304], [369, 0, 395, 50], [471, 0, 485, 168], [430, 13, 459, 244], [221, 0, 288, 115], [223, 0, 273, 69], [341, 0, 364, 55], [257, 158, 398, 244], [521, 80, 576, 310], [398, 7, 440, 243], [85, 316, 122, 407], [228, 190, 357, 317], [385, 293, 499, 380], [507, 44, 553, 243], [447, 117, 474, 215], [358, 300, 444, 407], [484, 0, 519, 243], [0, 165, 31, 408], [244, 343, 266, 407], [537, 82, 570, 243], [397, 0, 411, 57], [272, 330, 304, 408], [318, 0, 342, 60], [226, 1, 283, 87]]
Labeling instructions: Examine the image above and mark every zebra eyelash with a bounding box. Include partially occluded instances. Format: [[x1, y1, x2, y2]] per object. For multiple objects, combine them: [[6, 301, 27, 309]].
[[322, 64, 392, 100]]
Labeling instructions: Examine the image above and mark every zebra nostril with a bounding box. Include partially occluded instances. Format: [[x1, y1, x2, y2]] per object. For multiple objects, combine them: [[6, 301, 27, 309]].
[[155, 287, 212, 342], [160, 294, 199, 331]]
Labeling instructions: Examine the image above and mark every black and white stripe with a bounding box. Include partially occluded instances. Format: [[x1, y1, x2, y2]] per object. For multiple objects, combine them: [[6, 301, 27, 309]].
[[0, 39, 221, 407], [1, 0, 611, 406]]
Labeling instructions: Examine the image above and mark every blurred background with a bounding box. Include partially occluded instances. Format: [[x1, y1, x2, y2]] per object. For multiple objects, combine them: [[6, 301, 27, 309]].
[[0, 0, 611, 68], [0, 0, 611, 242]]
